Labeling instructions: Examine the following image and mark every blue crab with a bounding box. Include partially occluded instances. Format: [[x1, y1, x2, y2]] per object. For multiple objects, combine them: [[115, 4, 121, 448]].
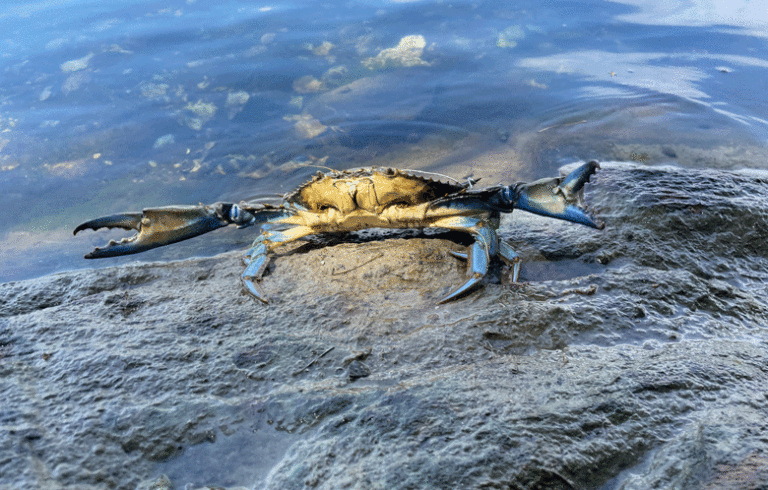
[[74, 161, 603, 303]]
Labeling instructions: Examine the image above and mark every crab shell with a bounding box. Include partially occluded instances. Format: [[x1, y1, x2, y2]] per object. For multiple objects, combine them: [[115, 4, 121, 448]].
[[264, 167, 481, 233], [289, 167, 469, 212]]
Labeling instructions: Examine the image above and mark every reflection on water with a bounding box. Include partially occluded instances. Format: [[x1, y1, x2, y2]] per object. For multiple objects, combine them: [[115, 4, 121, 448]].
[[1, 0, 768, 284]]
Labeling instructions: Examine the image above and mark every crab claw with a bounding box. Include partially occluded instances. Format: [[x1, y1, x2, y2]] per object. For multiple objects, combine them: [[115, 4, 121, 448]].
[[73, 203, 255, 258], [514, 160, 604, 229]]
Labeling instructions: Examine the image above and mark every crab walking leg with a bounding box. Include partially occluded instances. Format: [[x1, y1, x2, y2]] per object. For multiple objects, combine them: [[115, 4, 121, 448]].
[[498, 239, 521, 282], [450, 237, 521, 283], [428, 216, 499, 303], [241, 225, 316, 302]]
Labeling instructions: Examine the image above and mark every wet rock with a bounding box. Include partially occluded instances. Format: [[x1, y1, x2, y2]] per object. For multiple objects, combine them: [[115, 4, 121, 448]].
[[346, 360, 370, 380], [1, 164, 768, 489]]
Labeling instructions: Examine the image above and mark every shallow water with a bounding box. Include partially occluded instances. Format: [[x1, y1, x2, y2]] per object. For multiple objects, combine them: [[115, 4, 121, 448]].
[[2, 0, 768, 282]]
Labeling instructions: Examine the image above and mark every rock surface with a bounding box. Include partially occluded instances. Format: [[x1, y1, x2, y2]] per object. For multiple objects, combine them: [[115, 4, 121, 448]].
[[2, 163, 768, 489]]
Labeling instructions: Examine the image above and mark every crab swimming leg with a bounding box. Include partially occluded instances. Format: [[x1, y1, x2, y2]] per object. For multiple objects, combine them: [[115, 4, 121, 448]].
[[241, 224, 316, 303], [428, 216, 499, 304]]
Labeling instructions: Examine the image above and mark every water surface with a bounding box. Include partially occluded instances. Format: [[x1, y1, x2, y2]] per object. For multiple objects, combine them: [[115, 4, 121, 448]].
[[2, 0, 768, 282]]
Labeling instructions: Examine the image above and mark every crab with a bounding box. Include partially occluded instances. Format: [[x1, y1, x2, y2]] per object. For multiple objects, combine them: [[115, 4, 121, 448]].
[[74, 161, 603, 303]]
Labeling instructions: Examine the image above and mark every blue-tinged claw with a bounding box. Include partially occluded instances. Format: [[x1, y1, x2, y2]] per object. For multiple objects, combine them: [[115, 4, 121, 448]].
[[438, 225, 497, 304], [559, 160, 600, 201], [74, 213, 145, 234], [439, 239, 490, 304], [498, 240, 521, 282], [438, 275, 484, 304], [242, 245, 270, 303], [74, 203, 255, 258], [514, 161, 604, 229]]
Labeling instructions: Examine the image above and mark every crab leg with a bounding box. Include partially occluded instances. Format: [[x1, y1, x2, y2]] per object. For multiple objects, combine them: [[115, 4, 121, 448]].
[[450, 238, 521, 283], [498, 239, 521, 282], [73, 204, 259, 258], [72, 201, 302, 259], [514, 160, 604, 229], [241, 225, 316, 303], [429, 217, 499, 303]]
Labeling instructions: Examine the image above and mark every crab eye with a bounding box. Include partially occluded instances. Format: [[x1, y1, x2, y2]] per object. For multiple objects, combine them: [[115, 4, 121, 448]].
[[230, 204, 241, 221]]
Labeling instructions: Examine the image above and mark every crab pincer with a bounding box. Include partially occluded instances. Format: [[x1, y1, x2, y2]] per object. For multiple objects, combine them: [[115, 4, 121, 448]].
[[513, 160, 604, 230], [73, 203, 255, 258]]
